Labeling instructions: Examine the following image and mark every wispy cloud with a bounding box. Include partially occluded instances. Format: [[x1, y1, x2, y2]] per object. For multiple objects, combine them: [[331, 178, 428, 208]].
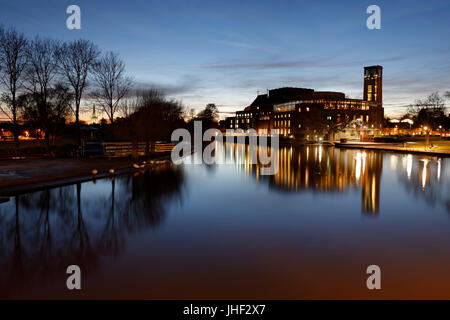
[[134, 75, 205, 96], [210, 39, 258, 50], [205, 60, 315, 69], [204, 56, 407, 70]]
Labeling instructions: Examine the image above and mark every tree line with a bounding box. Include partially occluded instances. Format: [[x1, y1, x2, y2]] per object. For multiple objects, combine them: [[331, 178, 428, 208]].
[[405, 92, 450, 130], [0, 26, 219, 154]]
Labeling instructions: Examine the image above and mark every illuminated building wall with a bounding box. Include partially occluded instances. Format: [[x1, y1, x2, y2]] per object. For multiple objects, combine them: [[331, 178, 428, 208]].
[[225, 66, 385, 138]]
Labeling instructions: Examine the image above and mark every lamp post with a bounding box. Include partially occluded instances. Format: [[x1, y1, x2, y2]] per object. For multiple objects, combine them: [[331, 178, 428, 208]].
[[424, 126, 429, 150]]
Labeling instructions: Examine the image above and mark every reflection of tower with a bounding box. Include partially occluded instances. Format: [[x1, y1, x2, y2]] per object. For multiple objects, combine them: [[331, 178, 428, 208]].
[[361, 152, 382, 214], [91, 105, 98, 124]]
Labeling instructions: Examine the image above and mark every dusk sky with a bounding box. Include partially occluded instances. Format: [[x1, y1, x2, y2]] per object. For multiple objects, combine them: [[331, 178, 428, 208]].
[[1, 0, 450, 119]]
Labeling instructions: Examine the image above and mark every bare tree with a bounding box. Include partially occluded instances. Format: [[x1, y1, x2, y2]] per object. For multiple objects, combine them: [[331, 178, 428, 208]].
[[408, 92, 446, 117], [187, 108, 196, 121], [408, 92, 447, 128], [118, 94, 135, 119], [19, 83, 73, 147], [25, 37, 59, 101], [55, 39, 99, 144], [0, 26, 28, 149], [24, 37, 60, 147], [126, 88, 184, 156], [91, 52, 132, 130], [197, 103, 219, 122]]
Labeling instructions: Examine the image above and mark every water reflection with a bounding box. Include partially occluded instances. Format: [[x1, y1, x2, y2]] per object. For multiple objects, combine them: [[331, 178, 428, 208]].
[[228, 144, 383, 214], [0, 146, 449, 299], [396, 154, 449, 212], [0, 165, 184, 298], [227, 144, 448, 215]]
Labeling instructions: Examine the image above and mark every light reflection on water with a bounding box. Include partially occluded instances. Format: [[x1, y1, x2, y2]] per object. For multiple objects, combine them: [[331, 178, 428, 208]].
[[0, 146, 449, 299]]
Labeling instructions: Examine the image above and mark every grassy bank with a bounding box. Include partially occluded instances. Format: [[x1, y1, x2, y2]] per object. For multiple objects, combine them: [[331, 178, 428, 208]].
[[335, 139, 450, 157]]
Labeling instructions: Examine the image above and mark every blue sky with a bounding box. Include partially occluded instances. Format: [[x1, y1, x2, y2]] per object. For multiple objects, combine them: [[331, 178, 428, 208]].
[[1, 0, 450, 119]]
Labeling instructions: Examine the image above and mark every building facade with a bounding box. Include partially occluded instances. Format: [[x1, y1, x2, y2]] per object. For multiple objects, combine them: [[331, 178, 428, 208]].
[[225, 66, 384, 141]]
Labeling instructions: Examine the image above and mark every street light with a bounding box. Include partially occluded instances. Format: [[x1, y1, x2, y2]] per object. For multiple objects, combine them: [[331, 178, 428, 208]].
[[424, 126, 429, 150]]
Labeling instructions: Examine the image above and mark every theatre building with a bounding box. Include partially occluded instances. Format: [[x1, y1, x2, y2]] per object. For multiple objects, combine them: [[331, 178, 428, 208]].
[[225, 66, 384, 141]]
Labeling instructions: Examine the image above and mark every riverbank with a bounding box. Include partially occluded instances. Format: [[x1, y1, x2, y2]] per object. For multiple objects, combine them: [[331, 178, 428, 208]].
[[0, 155, 172, 197], [334, 141, 450, 157]]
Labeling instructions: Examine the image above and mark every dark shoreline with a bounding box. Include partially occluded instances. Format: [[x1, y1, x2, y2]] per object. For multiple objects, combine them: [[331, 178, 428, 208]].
[[0, 155, 173, 197], [0, 166, 131, 197]]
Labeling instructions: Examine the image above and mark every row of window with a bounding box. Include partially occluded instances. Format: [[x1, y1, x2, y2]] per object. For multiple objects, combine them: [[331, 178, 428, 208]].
[[236, 113, 252, 118], [229, 118, 250, 124], [238, 100, 370, 119], [231, 113, 371, 125], [274, 113, 292, 119], [273, 101, 300, 113], [274, 120, 291, 128], [274, 129, 291, 136]]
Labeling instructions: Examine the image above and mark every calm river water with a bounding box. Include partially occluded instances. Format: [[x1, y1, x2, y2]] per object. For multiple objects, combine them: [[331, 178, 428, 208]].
[[0, 145, 449, 299]]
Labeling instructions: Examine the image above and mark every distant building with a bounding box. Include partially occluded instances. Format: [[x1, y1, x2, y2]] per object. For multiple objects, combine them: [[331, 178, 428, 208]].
[[225, 66, 384, 140], [91, 105, 98, 124]]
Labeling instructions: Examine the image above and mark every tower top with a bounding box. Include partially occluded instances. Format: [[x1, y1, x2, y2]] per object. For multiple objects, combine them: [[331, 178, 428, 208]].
[[365, 65, 383, 69], [364, 65, 383, 78], [363, 65, 382, 105]]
